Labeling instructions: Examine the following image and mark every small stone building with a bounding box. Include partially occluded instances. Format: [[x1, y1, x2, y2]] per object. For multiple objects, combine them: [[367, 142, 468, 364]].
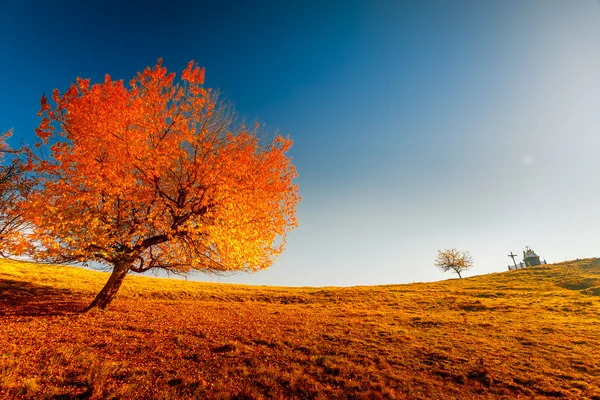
[[523, 246, 541, 266], [508, 247, 546, 270]]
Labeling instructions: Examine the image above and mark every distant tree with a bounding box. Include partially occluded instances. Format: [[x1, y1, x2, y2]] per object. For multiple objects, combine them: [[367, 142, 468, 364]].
[[0, 131, 28, 257], [434, 248, 473, 279], [15, 60, 299, 311]]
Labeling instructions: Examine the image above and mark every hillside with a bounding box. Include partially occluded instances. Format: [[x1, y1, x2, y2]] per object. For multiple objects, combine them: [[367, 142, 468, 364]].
[[1, 258, 599, 399]]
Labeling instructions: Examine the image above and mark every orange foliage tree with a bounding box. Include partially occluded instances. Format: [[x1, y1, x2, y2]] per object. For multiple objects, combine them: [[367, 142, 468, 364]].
[[0, 131, 29, 257], [21, 60, 299, 311]]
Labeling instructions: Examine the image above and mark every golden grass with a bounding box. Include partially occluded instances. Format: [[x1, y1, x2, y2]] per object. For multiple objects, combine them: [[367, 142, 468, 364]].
[[1, 258, 599, 399]]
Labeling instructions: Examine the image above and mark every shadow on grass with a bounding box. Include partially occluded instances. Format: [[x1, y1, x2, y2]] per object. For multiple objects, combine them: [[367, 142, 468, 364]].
[[0, 279, 86, 316]]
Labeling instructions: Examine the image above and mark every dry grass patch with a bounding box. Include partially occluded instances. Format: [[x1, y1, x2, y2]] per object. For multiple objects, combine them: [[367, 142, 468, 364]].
[[1, 258, 600, 399]]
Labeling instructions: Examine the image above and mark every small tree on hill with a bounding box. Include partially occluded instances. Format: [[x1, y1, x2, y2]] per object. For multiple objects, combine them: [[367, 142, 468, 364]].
[[15, 60, 299, 311], [434, 248, 473, 279]]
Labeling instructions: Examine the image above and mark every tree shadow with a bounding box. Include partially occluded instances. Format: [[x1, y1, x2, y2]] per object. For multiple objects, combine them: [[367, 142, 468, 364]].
[[0, 279, 86, 316]]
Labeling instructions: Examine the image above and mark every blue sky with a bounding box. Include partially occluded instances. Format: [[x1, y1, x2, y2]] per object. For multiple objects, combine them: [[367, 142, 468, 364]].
[[1, 1, 599, 286]]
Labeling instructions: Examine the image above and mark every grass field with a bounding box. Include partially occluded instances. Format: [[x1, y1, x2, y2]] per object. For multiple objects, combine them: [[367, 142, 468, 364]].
[[1, 258, 599, 399]]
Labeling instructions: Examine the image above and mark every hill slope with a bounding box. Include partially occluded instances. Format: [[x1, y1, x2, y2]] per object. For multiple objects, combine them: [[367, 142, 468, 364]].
[[1, 259, 599, 399]]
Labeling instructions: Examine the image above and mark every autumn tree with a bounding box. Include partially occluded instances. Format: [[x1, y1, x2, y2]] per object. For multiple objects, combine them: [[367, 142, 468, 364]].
[[18, 60, 299, 311], [434, 248, 473, 279], [0, 131, 28, 257]]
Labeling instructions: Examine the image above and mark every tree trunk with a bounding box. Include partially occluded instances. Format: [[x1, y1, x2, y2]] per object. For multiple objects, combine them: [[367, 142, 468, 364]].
[[457, 271, 462, 279], [83, 259, 131, 312]]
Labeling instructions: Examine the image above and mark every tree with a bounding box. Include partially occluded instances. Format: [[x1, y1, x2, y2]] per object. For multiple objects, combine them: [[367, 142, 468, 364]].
[[0, 131, 29, 257], [18, 60, 299, 311], [434, 248, 473, 279]]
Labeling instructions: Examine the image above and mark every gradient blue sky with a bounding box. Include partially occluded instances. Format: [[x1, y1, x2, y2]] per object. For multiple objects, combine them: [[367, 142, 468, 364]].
[[1, 1, 599, 286]]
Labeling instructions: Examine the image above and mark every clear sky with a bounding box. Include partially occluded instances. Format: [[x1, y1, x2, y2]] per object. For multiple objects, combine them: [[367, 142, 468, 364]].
[[1, 0, 599, 286]]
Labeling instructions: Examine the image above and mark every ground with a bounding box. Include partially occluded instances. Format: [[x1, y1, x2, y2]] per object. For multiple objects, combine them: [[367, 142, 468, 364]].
[[1, 258, 599, 399]]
